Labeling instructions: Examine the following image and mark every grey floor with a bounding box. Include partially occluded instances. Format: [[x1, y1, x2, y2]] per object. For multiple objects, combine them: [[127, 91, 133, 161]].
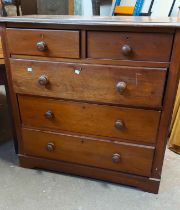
[[0, 140, 179, 210]]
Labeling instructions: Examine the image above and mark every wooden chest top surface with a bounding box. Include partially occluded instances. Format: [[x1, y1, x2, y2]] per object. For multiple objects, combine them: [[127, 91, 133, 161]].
[[0, 15, 180, 28]]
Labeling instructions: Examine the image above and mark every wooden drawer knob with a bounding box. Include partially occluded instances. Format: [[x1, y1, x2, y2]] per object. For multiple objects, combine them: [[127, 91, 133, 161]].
[[38, 75, 49, 86], [116, 81, 127, 93], [44, 110, 54, 119], [115, 120, 124, 129], [37, 41, 48, 51], [122, 45, 132, 56], [46, 142, 55, 152], [112, 153, 121, 163]]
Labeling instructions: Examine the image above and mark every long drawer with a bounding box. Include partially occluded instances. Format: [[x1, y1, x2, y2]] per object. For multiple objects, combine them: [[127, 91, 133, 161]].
[[18, 95, 160, 144], [87, 31, 173, 62], [11, 59, 167, 108], [22, 128, 155, 177], [7, 29, 80, 58]]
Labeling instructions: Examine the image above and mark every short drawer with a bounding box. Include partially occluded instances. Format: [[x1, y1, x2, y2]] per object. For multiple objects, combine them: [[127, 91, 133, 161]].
[[7, 28, 80, 58], [22, 128, 155, 177], [11, 59, 166, 108], [87, 31, 173, 62], [18, 95, 161, 144]]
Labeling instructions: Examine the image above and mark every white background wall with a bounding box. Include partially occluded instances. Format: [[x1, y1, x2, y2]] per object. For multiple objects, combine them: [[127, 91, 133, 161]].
[[81, 0, 92, 16], [151, 0, 178, 17], [81, 0, 179, 17]]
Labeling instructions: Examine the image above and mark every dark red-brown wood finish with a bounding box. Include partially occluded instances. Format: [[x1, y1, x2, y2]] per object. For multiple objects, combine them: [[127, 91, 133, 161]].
[[1, 16, 180, 194]]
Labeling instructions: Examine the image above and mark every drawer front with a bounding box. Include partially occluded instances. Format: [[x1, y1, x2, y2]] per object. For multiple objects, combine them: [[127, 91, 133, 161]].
[[7, 29, 80, 58], [22, 128, 154, 177], [18, 95, 160, 143], [87, 31, 173, 62], [11, 59, 166, 108]]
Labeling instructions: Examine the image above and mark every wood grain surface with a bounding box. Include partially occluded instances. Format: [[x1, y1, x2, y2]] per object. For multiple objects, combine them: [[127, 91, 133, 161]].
[[7, 28, 80, 58], [87, 31, 173, 62], [22, 128, 154, 177], [0, 36, 4, 64], [0, 16, 180, 28], [18, 95, 161, 143], [10, 59, 167, 108]]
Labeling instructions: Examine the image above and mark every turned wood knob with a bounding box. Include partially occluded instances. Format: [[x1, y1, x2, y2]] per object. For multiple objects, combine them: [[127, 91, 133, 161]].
[[116, 81, 127, 93], [36, 41, 48, 51], [46, 143, 55, 152], [38, 75, 49, 86], [112, 153, 121, 163], [122, 45, 132, 56], [44, 110, 54, 119], [115, 120, 124, 129]]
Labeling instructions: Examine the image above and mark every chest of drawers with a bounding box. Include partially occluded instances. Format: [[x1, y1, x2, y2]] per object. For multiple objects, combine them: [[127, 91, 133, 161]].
[[1, 16, 180, 193]]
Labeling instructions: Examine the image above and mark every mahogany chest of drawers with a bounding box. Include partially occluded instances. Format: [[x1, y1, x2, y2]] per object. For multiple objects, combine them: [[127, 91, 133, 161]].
[[1, 16, 180, 193]]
